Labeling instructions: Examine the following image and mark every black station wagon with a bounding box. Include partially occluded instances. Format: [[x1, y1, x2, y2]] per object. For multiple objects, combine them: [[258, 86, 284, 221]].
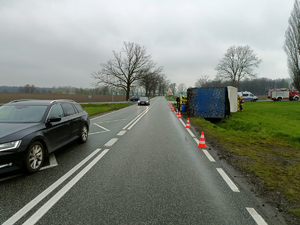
[[0, 99, 90, 174]]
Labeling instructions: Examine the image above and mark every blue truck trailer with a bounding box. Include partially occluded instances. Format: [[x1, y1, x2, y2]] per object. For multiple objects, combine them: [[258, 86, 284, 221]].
[[186, 87, 231, 119]]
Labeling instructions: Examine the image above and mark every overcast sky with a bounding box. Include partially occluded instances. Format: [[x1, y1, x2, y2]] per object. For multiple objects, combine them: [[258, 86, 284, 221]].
[[0, 0, 296, 89]]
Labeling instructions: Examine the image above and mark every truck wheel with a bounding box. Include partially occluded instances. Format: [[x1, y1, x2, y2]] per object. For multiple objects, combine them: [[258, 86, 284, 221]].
[[278, 97, 282, 101]]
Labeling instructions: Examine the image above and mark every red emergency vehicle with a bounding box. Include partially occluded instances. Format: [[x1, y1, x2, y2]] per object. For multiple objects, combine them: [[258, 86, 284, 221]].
[[267, 88, 299, 101]]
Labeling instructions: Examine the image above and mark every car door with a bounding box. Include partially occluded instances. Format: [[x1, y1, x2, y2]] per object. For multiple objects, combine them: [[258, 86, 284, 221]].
[[43, 104, 70, 153], [61, 103, 81, 140]]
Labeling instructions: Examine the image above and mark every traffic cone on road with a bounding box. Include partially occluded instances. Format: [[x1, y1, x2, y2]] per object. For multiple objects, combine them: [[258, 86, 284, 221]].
[[172, 107, 174, 111], [176, 109, 179, 116], [178, 111, 182, 119], [185, 118, 191, 128], [197, 132, 207, 148]]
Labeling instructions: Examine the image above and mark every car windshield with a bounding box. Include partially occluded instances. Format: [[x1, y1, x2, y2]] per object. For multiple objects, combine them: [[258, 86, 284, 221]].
[[139, 97, 148, 100], [0, 105, 48, 123]]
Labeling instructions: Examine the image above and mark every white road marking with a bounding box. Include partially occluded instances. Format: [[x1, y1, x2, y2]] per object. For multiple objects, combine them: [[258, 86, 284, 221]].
[[3, 149, 102, 225], [91, 107, 129, 120], [194, 137, 200, 144], [186, 128, 195, 137], [122, 109, 148, 130], [117, 130, 126, 136], [246, 208, 268, 225], [179, 118, 186, 126], [96, 119, 127, 123], [40, 153, 58, 171], [89, 131, 110, 135], [216, 168, 240, 192], [127, 109, 149, 130], [93, 123, 110, 131], [202, 150, 216, 162], [104, 138, 118, 147], [23, 149, 109, 225]]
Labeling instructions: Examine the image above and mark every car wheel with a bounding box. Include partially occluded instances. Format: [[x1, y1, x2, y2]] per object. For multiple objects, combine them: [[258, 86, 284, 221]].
[[79, 124, 88, 143], [25, 141, 44, 173]]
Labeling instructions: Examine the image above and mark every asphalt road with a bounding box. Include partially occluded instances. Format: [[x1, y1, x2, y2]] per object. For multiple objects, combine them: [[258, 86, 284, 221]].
[[0, 97, 287, 225]]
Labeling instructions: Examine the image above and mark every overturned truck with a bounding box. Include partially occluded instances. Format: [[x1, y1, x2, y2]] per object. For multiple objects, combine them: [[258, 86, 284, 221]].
[[186, 86, 237, 119]]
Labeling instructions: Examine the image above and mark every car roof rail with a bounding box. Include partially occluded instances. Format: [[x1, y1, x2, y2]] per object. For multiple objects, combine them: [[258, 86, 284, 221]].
[[50, 99, 74, 104], [9, 99, 36, 103]]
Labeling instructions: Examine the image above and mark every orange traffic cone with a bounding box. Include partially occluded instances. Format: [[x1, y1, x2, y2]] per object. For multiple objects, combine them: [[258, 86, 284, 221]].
[[185, 118, 191, 128], [176, 109, 179, 116], [172, 107, 174, 111], [197, 132, 207, 148], [178, 111, 181, 119]]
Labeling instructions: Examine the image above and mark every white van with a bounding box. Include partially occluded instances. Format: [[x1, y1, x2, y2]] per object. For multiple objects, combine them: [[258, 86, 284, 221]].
[[237, 91, 258, 102]]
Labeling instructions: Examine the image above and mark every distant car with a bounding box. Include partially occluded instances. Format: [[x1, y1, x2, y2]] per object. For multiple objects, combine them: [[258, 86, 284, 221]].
[[238, 91, 258, 102], [0, 99, 90, 174], [130, 96, 140, 101], [138, 97, 150, 106]]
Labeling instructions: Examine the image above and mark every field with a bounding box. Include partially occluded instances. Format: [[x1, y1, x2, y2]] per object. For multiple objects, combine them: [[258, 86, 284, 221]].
[[188, 101, 300, 218]]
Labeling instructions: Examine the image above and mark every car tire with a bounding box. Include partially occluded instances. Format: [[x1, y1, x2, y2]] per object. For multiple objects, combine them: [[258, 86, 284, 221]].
[[25, 141, 45, 173], [79, 124, 88, 143]]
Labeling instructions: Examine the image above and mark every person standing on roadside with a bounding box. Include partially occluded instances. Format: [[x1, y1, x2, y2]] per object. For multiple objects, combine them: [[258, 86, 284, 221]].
[[239, 96, 245, 112], [176, 95, 180, 111]]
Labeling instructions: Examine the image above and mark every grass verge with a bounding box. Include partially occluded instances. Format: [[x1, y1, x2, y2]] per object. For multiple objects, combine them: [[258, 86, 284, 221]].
[[186, 101, 300, 217], [81, 103, 131, 116]]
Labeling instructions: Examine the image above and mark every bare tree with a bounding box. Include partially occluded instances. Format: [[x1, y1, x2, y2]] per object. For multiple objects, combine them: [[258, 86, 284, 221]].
[[177, 83, 187, 94], [139, 66, 163, 96], [168, 83, 176, 95], [284, 0, 300, 91], [91, 42, 158, 100], [195, 75, 210, 87], [215, 45, 262, 88]]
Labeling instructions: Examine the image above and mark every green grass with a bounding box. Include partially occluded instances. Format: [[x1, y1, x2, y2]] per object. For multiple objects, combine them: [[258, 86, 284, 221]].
[[81, 103, 130, 116], [165, 96, 176, 101], [188, 101, 300, 215]]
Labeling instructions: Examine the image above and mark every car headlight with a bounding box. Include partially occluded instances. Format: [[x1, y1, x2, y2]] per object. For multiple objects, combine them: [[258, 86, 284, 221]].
[[138, 101, 140, 103], [0, 140, 22, 152]]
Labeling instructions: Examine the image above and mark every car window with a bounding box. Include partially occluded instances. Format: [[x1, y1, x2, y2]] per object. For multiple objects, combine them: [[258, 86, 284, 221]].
[[48, 104, 64, 118], [73, 103, 84, 113], [0, 105, 47, 122], [61, 103, 76, 116]]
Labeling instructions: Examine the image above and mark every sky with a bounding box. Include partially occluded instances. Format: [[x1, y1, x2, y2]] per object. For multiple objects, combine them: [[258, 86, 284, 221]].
[[0, 0, 296, 89]]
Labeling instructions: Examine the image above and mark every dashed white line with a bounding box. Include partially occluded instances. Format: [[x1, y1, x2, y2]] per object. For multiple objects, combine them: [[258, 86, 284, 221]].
[[104, 138, 118, 147], [246, 208, 268, 225], [217, 168, 240, 192]]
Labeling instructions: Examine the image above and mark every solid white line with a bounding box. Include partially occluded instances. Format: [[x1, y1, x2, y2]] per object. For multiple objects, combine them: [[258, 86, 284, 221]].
[[127, 109, 149, 130], [216, 168, 240, 192], [104, 138, 118, 146], [246, 208, 268, 225], [117, 130, 126, 136], [2, 149, 102, 225], [202, 150, 216, 162], [23, 149, 109, 225], [93, 123, 110, 131], [122, 109, 148, 130], [194, 137, 200, 144]]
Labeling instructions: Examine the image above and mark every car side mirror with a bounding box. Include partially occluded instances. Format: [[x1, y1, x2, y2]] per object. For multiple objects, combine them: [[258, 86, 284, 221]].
[[47, 116, 61, 123]]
